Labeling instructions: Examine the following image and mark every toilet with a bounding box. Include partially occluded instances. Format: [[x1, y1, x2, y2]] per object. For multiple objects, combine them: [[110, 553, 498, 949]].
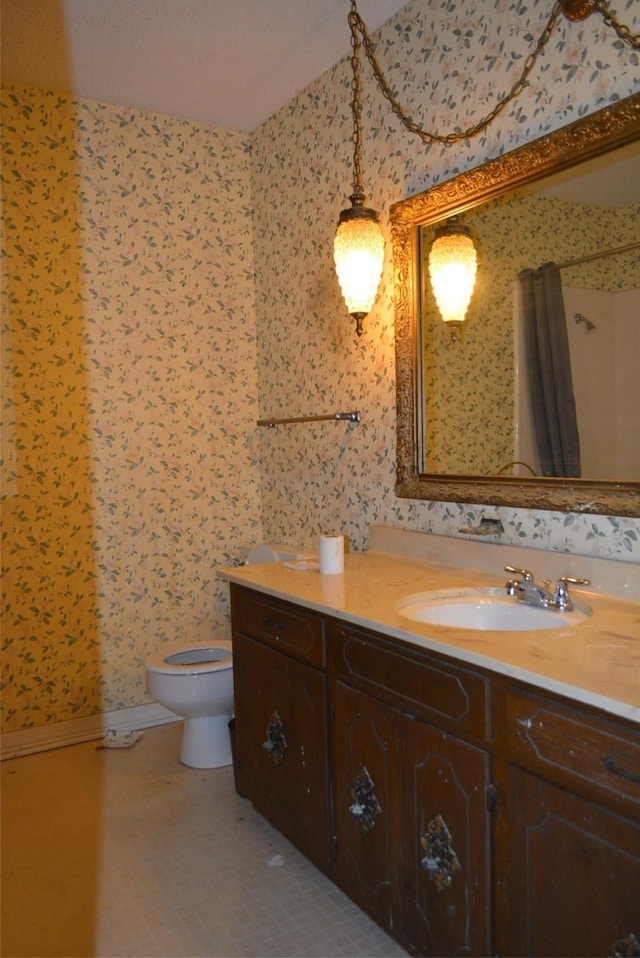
[[145, 641, 234, 769]]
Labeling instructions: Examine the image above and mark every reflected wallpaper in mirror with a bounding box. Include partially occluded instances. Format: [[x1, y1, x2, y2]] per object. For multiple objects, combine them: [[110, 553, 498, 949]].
[[417, 141, 640, 481]]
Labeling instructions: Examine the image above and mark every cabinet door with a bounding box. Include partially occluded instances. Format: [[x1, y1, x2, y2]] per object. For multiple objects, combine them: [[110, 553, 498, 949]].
[[331, 680, 401, 932], [233, 632, 330, 869], [502, 766, 640, 957], [401, 720, 492, 957]]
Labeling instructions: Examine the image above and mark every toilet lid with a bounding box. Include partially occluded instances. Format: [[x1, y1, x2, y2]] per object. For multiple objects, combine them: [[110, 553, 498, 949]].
[[146, 640, 233, 674]]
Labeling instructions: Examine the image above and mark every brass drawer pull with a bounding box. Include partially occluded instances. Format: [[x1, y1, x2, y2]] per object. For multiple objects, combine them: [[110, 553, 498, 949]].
[[262, 711, 287, 765], [349, 766, 382, 833], [420, 813, 461, 892], [611, 930, 640, 957], [603, 755, 640, 785]]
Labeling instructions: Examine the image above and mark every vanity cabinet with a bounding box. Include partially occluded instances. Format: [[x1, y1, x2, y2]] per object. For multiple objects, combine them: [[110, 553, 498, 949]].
[[331, 681, 398, 930], [230, 585, 330, 870], [494, 686, 640, 958], [229, 583, 640, 958], [329, 620, 492, 957]]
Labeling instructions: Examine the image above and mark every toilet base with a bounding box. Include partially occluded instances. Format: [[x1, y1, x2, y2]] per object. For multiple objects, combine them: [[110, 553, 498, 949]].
[[179, 713, 233, 769]]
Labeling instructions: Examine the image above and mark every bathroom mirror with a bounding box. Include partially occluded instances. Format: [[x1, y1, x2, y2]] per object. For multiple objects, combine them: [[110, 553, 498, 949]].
[[391, 93, 640, 516]]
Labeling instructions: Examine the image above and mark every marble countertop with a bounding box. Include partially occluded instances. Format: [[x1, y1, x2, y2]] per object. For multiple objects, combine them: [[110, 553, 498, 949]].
[[219, 545, 640, 725]]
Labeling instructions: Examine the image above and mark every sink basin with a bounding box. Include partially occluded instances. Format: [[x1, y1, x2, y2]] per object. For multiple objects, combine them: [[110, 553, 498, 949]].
[[397, 588, 590, 631]]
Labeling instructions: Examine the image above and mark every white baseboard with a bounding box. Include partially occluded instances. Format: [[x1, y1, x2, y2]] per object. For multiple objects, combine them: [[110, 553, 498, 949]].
[[0, 703, 180, 761]]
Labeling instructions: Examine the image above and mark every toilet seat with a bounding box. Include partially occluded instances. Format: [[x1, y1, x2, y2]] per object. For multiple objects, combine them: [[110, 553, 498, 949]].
[[145, 640, 233, 675]]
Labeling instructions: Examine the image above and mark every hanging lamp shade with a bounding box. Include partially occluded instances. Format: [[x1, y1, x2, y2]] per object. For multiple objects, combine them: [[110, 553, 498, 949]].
[[428, 221, 478, 341], [334, 199, 385, 336]]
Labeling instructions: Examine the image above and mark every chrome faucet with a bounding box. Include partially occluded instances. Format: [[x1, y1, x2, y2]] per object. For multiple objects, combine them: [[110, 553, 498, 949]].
[[552, 575, 591, 612], [504, 566, 590, 613]]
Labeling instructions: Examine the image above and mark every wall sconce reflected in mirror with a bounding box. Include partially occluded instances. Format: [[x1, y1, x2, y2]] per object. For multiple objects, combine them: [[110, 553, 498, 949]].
[[427, 219, 478, 342]]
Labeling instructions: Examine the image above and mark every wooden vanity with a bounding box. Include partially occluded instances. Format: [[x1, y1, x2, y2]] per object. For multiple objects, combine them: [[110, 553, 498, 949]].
[[222, 537, 640, 957]]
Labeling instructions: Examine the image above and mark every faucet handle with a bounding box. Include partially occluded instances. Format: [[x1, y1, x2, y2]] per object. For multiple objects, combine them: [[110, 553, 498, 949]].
[[553, 575, 591, 611], [504, 566, 533, 582], [557, 575, 591, 588], [504, 566, 534, 598]]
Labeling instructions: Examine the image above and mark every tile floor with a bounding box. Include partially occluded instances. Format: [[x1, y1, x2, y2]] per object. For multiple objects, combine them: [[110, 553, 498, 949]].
[[1, 722, 408, 958]]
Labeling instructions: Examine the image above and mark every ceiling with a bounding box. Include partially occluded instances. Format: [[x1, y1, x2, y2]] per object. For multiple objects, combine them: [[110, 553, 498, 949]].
[[1, 0, 410, 131]]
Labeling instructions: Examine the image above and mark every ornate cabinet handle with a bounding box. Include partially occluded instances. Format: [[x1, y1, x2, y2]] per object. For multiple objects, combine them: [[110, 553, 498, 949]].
[[611, 931, 640, 957], [261, 710, 287, 765], [420, 813, 461, 892], [348, 766, 382, 833]]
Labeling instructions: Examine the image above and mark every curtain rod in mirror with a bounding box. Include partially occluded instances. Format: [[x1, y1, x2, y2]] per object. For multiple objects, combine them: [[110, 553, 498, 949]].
[[557, 240, 640, 270]]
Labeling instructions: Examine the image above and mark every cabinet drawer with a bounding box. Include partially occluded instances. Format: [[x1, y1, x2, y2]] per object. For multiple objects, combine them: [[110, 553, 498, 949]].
[[506, 689, 640, 810], [329, 620, 490, 741], [231, 584, 325, 667]]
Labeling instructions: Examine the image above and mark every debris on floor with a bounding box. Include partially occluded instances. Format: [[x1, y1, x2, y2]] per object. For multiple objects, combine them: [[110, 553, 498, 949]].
[[265, 853, 285, 867], [97, 730, 144, 749]]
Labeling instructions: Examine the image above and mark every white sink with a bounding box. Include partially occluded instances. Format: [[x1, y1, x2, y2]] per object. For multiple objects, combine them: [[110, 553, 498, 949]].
[[397, 588, 590, 632]]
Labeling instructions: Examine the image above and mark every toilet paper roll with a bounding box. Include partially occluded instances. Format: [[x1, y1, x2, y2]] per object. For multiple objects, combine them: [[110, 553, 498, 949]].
[[319, 535, 344, 575]]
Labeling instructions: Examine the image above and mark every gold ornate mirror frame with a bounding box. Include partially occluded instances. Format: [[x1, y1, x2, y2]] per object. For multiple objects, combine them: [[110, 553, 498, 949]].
[[391, 92, 640, 517]]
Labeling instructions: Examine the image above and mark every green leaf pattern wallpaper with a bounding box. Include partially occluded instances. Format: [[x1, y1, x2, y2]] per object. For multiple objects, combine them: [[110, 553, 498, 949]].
[[251, 0, 639, 555], [420, 191, 639, 475], [1, 0, 638, 735], [2, 88, 261, 732]]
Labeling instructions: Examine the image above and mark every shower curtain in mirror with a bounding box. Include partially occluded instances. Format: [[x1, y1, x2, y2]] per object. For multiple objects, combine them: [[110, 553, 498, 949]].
[[518, 263, 581, 478]]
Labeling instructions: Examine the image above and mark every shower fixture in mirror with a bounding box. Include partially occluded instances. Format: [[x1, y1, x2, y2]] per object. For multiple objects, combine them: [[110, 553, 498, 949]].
[[391, 93, 640, 517]]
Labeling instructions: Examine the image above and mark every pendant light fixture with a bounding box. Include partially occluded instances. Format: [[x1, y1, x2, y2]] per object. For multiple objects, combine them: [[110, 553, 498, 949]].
[[333, 0, 637, 340], [333, 2, 384, 337], [427, 219, 478, 342]]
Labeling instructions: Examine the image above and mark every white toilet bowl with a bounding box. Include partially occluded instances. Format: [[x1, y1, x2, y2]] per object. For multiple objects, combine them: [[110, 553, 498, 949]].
[[145, 641, 234, 769]]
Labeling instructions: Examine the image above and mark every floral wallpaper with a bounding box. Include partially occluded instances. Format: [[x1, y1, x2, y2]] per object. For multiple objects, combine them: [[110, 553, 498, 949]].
[[1, 0, 639, 737], [420, 193, 639, 475], [252, 0, 640, 559], [1, 85, 261, 732]]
